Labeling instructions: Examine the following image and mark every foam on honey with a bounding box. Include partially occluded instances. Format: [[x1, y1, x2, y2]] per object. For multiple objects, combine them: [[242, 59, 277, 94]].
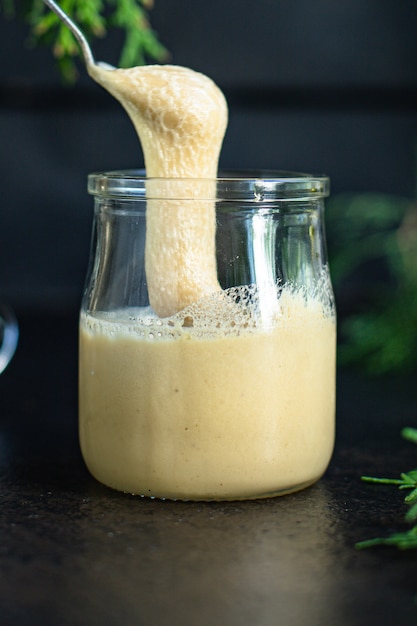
[[82, 275, 335, 342]]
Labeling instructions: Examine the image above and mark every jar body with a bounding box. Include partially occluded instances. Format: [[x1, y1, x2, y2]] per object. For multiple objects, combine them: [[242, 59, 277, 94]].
[[79, 171, 336, 500]]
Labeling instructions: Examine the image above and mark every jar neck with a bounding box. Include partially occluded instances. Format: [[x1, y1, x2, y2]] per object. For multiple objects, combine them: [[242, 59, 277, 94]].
[[88, 170, 330, 203]]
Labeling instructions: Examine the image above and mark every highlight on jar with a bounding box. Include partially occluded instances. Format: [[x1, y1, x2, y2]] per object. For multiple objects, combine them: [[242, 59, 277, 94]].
[[79, 171, 336, 501]]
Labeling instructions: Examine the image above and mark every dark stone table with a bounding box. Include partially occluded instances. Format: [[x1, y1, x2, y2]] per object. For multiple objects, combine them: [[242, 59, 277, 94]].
[[1, 311, 416, 625]]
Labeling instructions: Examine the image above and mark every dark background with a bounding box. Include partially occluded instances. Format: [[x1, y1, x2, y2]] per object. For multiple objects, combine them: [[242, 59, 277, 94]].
[[1, 0, 417, 313], [1, 6, 417, 623]]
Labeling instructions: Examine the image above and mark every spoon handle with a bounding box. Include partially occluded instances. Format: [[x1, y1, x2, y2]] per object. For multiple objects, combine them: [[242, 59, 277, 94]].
[[41, 0, 95, 68]]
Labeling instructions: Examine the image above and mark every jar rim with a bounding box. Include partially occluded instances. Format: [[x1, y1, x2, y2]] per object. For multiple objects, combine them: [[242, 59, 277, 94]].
[[88, 169, 329, 201]]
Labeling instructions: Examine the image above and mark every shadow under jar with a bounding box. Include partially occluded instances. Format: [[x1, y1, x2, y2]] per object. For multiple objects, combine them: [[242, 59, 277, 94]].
[[79, 170, 336, 501]]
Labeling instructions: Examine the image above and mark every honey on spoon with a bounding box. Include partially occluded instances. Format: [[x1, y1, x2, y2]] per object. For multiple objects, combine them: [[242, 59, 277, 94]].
[[42, 0, 228, 317]]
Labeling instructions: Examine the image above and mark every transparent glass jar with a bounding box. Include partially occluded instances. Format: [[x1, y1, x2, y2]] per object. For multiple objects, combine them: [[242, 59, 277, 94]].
[[79, 170, 336, 501]]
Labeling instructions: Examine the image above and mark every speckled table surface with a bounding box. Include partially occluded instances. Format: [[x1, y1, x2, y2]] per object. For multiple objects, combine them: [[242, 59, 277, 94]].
[[0, 312, 416, 626]]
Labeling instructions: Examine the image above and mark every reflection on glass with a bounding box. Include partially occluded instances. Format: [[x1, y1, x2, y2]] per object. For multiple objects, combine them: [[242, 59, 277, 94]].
[[0, 306, 18, 374]]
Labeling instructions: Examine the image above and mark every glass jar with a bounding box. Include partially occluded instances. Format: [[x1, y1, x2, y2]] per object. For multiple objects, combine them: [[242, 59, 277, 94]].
[[79, 170, 336, 501]]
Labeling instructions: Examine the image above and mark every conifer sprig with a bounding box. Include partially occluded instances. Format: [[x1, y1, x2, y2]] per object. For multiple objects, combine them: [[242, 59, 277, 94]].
[[1, 0, 169, 82]]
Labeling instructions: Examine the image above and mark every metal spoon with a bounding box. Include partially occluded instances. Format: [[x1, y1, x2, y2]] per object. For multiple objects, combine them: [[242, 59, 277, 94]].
[[41, 0, 114, 70]]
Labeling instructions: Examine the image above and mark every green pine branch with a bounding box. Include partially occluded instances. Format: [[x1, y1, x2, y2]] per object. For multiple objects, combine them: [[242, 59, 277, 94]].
[[356, 427, 417, 550], [326, 192, 417, 374], [1, 0, 169, 82]]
